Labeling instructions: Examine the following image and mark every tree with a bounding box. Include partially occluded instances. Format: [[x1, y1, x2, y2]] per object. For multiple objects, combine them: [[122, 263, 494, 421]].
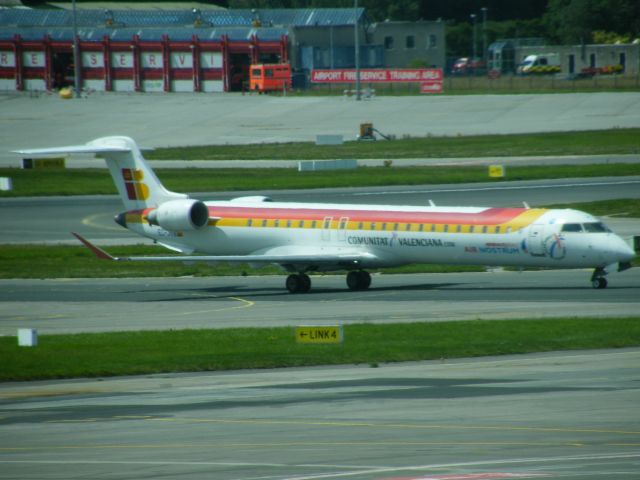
[[544, 0, 640, 44]]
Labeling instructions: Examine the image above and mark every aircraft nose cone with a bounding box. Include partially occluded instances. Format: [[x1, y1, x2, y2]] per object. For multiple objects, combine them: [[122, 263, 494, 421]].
[[610, 236, 636, 263]]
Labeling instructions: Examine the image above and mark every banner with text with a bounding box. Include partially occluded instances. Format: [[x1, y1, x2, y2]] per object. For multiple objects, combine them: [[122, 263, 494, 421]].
[[311, 68, 443, 84]]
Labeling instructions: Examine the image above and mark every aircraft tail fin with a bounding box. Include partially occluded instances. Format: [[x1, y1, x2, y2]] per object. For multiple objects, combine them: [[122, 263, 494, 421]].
[[15, 136, 186, 210]]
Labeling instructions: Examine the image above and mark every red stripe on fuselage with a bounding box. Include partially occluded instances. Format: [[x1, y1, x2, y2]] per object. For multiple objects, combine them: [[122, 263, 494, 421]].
[[206, 206, 528, 225]]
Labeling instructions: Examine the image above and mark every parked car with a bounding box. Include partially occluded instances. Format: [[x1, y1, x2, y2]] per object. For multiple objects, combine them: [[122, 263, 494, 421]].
[[451, 57, 486, 76]]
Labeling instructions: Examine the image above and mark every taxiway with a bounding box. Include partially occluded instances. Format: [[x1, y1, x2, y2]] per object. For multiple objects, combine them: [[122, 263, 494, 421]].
[[1, 349, 639, 479], [1, 269, 639, 335]]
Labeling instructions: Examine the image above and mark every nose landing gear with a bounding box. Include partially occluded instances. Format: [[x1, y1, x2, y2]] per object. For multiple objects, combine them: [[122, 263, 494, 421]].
[[591, 267, 608, 289]]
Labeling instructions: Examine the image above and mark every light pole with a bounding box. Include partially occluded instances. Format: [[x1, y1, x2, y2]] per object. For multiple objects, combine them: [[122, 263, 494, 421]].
[[72, 0, 81, 97], [328, 20, 334, 69], [354, 0, 361, 101], [481, 7, 488, 63], [470, 13, 477, 61]]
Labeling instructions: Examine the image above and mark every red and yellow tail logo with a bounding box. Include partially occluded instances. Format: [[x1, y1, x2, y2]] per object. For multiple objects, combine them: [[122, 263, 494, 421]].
[[122, 168, 150, 201]]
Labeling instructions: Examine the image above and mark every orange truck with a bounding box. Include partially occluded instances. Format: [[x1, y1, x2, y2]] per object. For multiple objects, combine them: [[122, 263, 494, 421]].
[[249, 63, 292, 93]]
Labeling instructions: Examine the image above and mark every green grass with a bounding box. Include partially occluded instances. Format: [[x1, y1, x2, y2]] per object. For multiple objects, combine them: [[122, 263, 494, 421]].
[[146, 128, 640, 161], [0, 244, 484, 279], [1, 318, 639, 381], [2, 163, 640, 197], [549, 198, 640, 218], [302, 76, 640, 96]]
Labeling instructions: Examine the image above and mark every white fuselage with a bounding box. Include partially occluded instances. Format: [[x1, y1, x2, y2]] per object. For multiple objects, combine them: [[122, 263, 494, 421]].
[[124, 200, 634, 271]]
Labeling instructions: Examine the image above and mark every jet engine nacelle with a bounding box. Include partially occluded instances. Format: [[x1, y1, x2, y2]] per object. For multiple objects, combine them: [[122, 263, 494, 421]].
[[146, 199, 209, 231]]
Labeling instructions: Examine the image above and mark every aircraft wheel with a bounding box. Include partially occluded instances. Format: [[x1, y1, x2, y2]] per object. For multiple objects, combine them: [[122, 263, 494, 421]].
[[592, 277, 608, 289], [299, 274, 311, 293], [346, 271, 371, 291], [286, 274, 311, 293], [358, 271, 371, 289]]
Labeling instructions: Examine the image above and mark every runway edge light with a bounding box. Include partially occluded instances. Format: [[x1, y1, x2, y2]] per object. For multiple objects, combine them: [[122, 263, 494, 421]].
[[295, 326, 343, 344]]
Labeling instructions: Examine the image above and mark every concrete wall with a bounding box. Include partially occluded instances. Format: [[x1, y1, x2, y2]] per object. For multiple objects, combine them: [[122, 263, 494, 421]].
[[369, 21, 445, 69]]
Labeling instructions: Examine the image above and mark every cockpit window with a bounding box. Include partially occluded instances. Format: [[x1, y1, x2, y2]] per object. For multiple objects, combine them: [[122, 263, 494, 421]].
[[561, 223, 583, 233], [583, 222, 609, 233]]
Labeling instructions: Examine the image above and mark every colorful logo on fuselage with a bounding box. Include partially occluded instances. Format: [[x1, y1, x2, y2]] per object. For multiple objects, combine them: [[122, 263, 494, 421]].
[[544, 233, 566, 260], [122, 168, 149, 201]]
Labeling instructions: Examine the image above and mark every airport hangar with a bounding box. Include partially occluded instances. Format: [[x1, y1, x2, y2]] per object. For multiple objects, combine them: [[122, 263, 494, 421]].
[[0, 7, 445, 93]]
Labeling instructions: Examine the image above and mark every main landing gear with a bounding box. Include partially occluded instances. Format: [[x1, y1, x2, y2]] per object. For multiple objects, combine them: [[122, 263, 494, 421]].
[[346, 270, 371, 291], [285, 271, 372, 293], [286, 273, 311, 293]]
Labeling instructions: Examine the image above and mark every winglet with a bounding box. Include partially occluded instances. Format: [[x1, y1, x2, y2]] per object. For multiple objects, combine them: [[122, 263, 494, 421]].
[[71, 232, 117, 261]]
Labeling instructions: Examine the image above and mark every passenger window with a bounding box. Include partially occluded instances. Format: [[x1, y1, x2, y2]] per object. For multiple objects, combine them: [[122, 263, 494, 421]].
[[358, 222, 364, 230], [298, 220, 304, 228], [482, 226, 488, 233], [469, 225, 475, 233], [311, 220, 317, 229], [495, 226, 501, 233], [247, 219, 253, 226], [405, 223, 411, 231], [394, 223, 399, 231], [262, 219, 268, 227], [443, 225, 449, 233], [561, 223, 583, 233], [456, 225, 462, 233], [419, 224, 424, 232]]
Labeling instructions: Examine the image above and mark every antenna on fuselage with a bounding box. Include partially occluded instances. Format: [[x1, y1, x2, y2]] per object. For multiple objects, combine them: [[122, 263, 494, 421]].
[[429, 200, 436, 207], [523, 201, 530, 209]]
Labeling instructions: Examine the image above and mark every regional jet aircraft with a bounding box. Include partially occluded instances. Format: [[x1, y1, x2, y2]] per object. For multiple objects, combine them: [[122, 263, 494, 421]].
[[16, 136, 635, 292]]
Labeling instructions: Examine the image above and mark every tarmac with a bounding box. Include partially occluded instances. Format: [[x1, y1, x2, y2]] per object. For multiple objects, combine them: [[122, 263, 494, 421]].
[[2, 91, 640, 165]]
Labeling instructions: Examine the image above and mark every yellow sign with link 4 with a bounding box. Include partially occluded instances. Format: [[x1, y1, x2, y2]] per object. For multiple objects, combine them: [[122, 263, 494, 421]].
[[296, 326, 343, 344]]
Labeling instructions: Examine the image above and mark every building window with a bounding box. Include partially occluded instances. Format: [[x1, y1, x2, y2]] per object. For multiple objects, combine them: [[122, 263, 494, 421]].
[[428, 34, 437, 49], [406, 35, 415, 49], [384, 36, 394, 50]]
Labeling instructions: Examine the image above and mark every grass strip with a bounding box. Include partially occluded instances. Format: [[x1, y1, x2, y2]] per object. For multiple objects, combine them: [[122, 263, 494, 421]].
[[1, 318, 639, 381], [547, 198, 640, 218], [146, 128, 640, 161], [0, 244, 484, 279], [2, 163, 640, 197]]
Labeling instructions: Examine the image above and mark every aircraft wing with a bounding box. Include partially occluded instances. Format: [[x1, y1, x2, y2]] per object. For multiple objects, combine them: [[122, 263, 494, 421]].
[[14, 144, 131, 155], [72, 233, 377, 269]]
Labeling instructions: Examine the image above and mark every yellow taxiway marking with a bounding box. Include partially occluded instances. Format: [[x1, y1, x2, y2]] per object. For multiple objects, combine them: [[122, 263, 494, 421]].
[[5, 314, 65, 322], [145, 417, 640, 436], [3, 440, 640, 453], [178, 296, 255, 316], [82, 213, 124, 232], [31, 414, 640, 437]]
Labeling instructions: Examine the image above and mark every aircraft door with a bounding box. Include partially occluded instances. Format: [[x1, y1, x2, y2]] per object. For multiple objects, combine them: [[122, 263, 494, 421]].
[[527, 223, 546, 256], [322, 216, 333, 241], [338, 216, 349, 241]]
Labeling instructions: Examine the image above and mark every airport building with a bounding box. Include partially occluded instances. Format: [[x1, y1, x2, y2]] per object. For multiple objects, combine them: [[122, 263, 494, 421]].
[[0, 7, 445, 93]]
